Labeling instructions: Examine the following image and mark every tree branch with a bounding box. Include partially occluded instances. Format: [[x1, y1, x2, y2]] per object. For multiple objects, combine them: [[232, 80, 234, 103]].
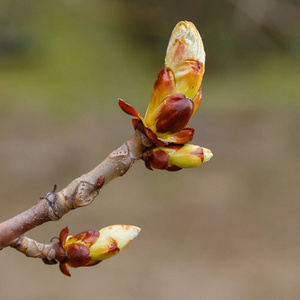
[[0, 129, 151, 250]]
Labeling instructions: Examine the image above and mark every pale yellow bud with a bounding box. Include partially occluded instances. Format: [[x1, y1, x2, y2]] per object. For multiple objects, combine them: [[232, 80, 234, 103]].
[[88, 225, 141, 261], [166, 144, 212, 168]]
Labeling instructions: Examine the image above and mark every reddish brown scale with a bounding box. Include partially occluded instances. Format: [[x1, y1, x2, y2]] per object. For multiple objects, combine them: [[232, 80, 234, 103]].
[[155, 94, 194, 134], [143, 127, 167, 146], [64, 243, 91, 268], [148, 67, 175, 111], [134, 119, 144, 131], [142, 150, 150, 162], [118, 99, 141, 119], [191, 147, 204, 162], [56, 230, 71, 277], [168, 127, 195, 144], [152, 67, 174, 93], [134, 120, 166, 146], [70, 230, 99, 247], [59, 227, 69, 247], [132, 118, 139, 130], [94, 175, 105, 190], [56, 227, 100, 276], [143, 151, 154, 170], [60, 262, 71, 277], [55, 244, 68, 263], [143, 149, 169, 170]]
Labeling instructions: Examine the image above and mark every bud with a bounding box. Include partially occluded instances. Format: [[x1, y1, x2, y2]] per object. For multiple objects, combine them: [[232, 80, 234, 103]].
[[119, 21, 205, 145], [55, 225, 140, 277], [142, 144, 213, 171], [88, 225, 140, 261]]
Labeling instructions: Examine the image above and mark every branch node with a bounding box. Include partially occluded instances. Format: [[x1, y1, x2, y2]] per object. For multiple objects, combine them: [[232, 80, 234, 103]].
[[45, 186, 60, 221]]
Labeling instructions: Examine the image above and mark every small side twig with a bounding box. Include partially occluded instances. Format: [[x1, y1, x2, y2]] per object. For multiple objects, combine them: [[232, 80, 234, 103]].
[[10, 236, 57, 264]]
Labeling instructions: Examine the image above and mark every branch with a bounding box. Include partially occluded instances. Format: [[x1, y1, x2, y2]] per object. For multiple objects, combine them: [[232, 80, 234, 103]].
[[0, 21, 213, 278], [10, 236, 56, 263], [0, 129, 151, 249]]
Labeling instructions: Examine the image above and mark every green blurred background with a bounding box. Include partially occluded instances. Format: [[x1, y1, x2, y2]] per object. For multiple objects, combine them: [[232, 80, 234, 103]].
[[0, 1, 299, 299]]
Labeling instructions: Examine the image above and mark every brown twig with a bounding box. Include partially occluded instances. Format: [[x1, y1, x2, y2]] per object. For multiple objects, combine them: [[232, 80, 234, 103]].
[[0, 129, 151, 250], [10, 236, 57, 264]]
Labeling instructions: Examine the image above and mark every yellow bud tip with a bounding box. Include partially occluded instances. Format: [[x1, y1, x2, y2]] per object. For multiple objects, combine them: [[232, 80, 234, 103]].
[[202, 147, 213, 163]]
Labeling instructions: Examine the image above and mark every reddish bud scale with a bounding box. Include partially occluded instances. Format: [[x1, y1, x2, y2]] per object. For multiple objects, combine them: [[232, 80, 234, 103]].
[[145, 66, 176, 120], [68, 230, 100, 246], [132, 118, 139, 130], [118, 99, 141, 119], [143, 149, 169, 170], [166, 127, 195, 144], [55, 227, 100, 277], [133, 119, 167, 147], [60, 262, 71, 277], [190, 146, 204, 163], [154, 93, 194, 134], [64, 243, 91, 268], [54, 243, 67, 263], [141, 144, 212, 171], [59, 227, 69, 248]]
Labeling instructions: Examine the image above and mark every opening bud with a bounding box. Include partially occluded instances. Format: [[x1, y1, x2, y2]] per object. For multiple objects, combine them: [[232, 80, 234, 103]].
[[55, 225, 140, 277], [143, 144, 213, 171]]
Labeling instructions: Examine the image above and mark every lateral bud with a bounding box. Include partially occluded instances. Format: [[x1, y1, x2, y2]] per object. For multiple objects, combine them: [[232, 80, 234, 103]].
[[54, 225, 141, 277]]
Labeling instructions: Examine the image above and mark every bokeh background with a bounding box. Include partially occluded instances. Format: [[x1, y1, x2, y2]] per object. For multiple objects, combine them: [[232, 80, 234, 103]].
[[0, 1, 299, 299]]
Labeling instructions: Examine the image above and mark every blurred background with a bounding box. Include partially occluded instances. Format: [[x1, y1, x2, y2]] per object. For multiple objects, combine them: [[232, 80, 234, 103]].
[[0, 0, 299, 299]]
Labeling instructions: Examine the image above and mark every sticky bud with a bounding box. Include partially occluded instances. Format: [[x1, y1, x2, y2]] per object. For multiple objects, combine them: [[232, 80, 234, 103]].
[[143, 144, 213, 171], [119, 21, 206, 146], [55, 225, 140, 277]]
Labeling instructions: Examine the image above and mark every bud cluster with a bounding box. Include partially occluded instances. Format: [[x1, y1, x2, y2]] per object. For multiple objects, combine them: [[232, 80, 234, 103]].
[[119, 21, 213, 170]]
